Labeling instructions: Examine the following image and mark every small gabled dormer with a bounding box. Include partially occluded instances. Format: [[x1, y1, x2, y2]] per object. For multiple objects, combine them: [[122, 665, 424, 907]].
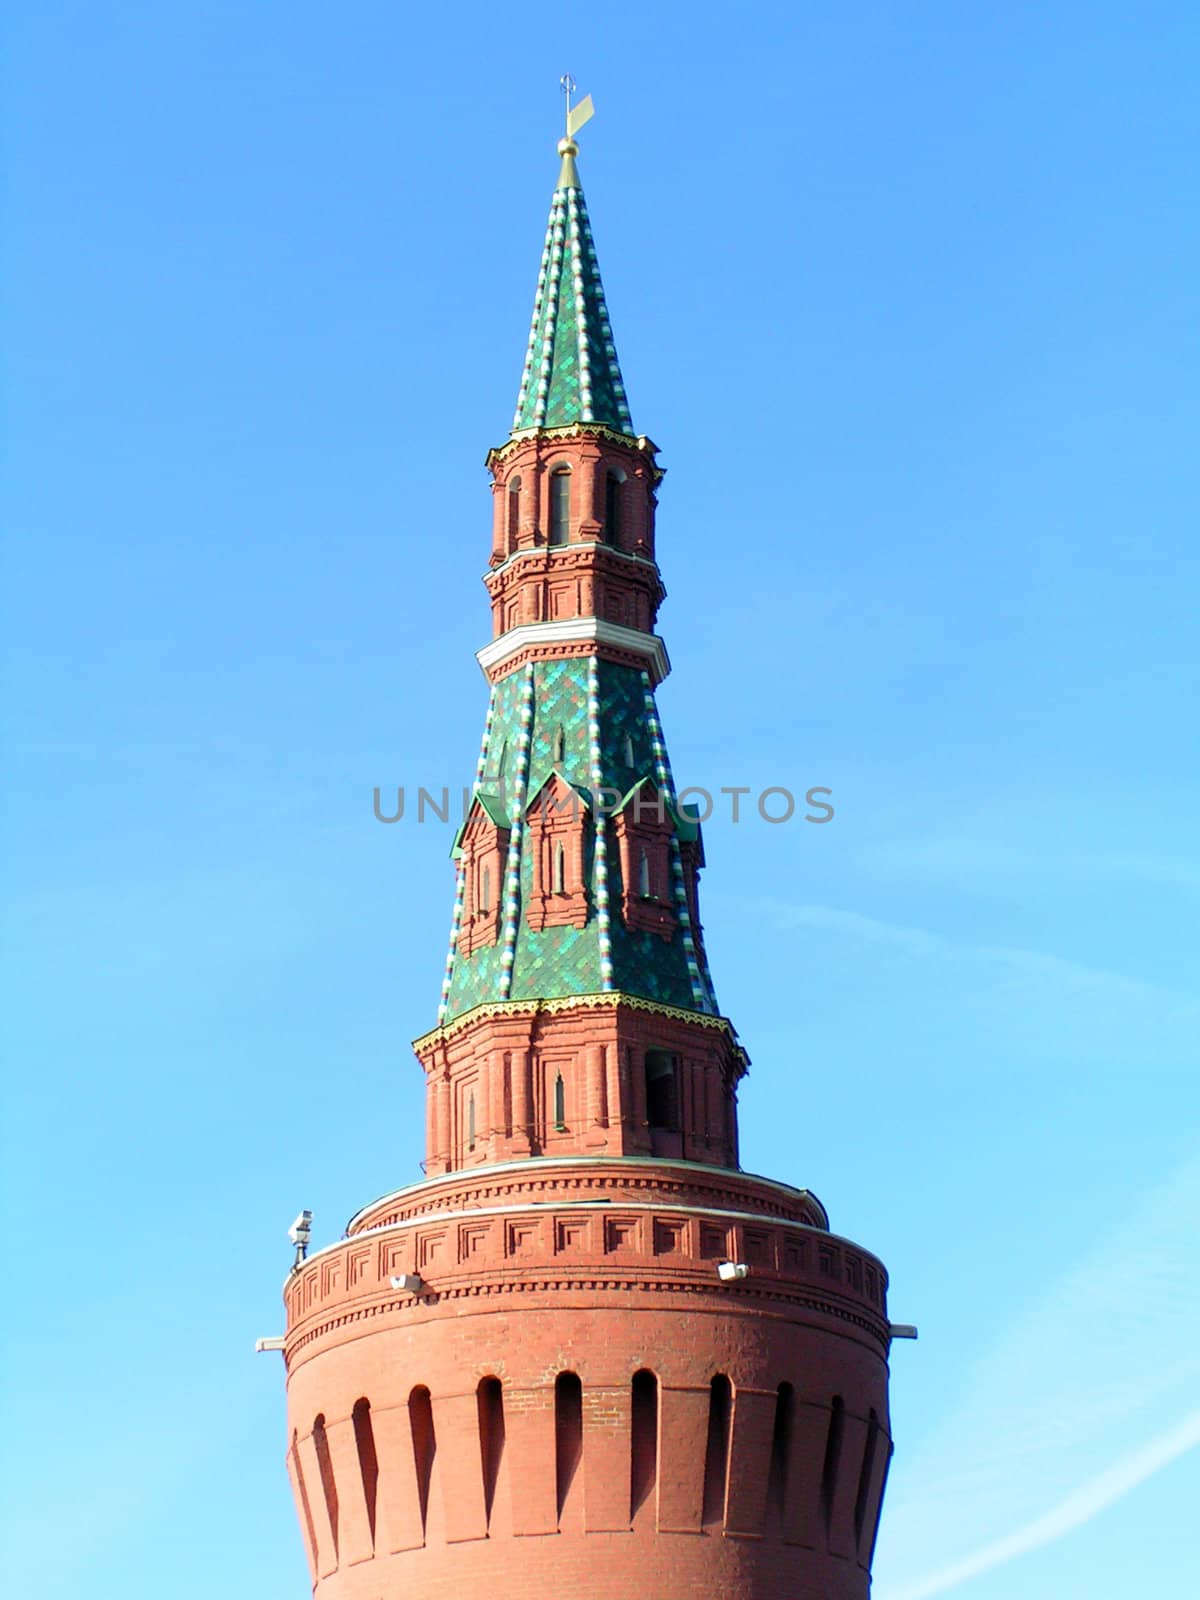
[[455, 791, 511, 957], [524, 771, 593, 932], [612, 778, 678, 942]]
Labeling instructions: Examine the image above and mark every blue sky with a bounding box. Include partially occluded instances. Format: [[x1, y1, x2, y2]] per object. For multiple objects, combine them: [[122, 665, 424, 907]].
[[3, 3, 1198, 1597]]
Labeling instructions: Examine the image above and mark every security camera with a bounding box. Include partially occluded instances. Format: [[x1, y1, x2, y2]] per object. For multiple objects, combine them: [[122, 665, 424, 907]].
[[717, 1261, 750, 1282], [390, 1273, 424, 1294], [288, 1211, 313, 1246], [889, 1323, 919, 1340]]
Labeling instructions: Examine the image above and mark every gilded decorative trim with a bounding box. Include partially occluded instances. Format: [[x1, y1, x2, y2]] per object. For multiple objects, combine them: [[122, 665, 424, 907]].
[[413, 989, 739, 1053]]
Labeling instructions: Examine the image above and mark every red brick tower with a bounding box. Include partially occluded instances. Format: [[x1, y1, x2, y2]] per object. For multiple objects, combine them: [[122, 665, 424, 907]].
[[280, 107, 896, 1600]]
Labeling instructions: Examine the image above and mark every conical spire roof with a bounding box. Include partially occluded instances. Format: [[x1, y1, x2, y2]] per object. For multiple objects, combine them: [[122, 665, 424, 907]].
[[511, 139, 634, 436]]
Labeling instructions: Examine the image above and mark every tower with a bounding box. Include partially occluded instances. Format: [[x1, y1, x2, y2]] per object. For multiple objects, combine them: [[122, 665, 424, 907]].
[[280, 112, 895, 1600]]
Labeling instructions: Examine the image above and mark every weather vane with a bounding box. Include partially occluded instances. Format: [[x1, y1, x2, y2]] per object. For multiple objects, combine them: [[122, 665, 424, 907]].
[[559, 72, 594, 143]]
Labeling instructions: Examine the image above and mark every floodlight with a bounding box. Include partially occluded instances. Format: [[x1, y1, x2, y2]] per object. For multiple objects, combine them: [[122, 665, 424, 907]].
[[716, 1261, 750, 1282]]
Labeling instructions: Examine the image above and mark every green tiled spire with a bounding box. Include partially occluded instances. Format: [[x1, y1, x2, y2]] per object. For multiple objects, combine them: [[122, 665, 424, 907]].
[[439, 658, 720, 1025], [511, 142, 634, 436]]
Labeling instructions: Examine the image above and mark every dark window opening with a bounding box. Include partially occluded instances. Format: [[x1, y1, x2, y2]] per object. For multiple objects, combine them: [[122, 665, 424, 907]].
[[409, 1386, 436, 1535], [312, 1414, 339, 1557], [605, 472, 623, 545], [477, 1378, 506, 1525], [702, 1374, 732, 1528], [554, 1072, 566, 1131], [645, 1051, 678, 1132], [630, 1369, 658, 1522], [555, 1372, 583, 1520], [352, 1399, 378, 1546], [768, 1382, 793, 1525], [820, 1394, 845, 1533], [854, 1408, 881, 1553]]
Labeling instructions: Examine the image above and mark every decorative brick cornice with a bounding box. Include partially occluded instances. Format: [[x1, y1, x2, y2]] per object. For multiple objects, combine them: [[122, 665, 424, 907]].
[[487, 423, 663, 483], [284, 1196, 891, 1365], [413, 990, 739, 1055], [476, 618, 670, 685]]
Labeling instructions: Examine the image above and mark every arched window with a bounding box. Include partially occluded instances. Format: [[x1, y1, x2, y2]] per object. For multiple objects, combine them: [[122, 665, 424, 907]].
[[554, 1072, 566, 1131], [854, 1407, 882, 1555], [630, 1369, 658, 1523], [477, 1377, 506, 1525], [702, 1375, 732, 1528], [409, 1386, 436, 1536], [555, 1372, 583, 1521], [605, 470, 625, 545], [312, 1414, 339, 1559], [480, 865, 491, 913], [507, 476, 521, 543], [553, 840, 566, 895], [352, 1399, 379, 1545], [768, 1382, 794, 1526], [553, 723, 565, 762], [624, 733, 635, 767], [821, 1395, 845, 1533], [468, 1092, 476, 1151], [549, 467, 571, 546], [638, 847, 651, 898]]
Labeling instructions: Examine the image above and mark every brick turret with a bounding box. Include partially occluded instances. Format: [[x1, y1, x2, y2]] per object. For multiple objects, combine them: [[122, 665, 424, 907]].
[[279, 112, 897, 1600]]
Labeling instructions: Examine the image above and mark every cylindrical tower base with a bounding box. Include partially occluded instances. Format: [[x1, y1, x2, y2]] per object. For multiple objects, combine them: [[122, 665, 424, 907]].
[[283, 1159, 892, 1600]]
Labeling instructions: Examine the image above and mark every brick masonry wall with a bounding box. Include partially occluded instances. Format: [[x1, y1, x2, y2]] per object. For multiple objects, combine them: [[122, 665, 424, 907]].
[[283, 1160, 891, 1600]]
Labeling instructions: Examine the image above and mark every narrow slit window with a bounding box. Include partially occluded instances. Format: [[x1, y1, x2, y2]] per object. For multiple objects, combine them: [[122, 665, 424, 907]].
[[638, 847, 651, 898], [409, 1387, 436, 1535], [553, 723, 565, 761], [477, 1378, 506, 1526], [821, 1395, 845, 1533], [480, 865, 491, 913], [768, 1382, 793, 1526], [554, 1072, 565, 1131], [702, 1375, 732, 1528], [507, 477, 521, 542], [630, 1369, 658, 1522], [352, 1399, 379, 1547], [605, 471, 624, 544], [549, 468, 571, 546], [312, 1414, 339, 1559], [624, 733, 635, 767], [553, 840, 566, 894], [468, 1092, 476, 1150], [854, 1408, 881, 1553], [555, 1372, 584, 1521]]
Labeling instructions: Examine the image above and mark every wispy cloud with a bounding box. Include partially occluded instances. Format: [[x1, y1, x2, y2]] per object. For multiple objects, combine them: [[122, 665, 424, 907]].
[[874, 1150, 1200, 1597], [882, 1409, 1200, 1600], [767, 901, 1200, 1064]]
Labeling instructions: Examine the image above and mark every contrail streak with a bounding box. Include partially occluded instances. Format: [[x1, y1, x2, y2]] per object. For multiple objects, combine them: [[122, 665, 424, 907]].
[[883, 1408, 1200, 1600]]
